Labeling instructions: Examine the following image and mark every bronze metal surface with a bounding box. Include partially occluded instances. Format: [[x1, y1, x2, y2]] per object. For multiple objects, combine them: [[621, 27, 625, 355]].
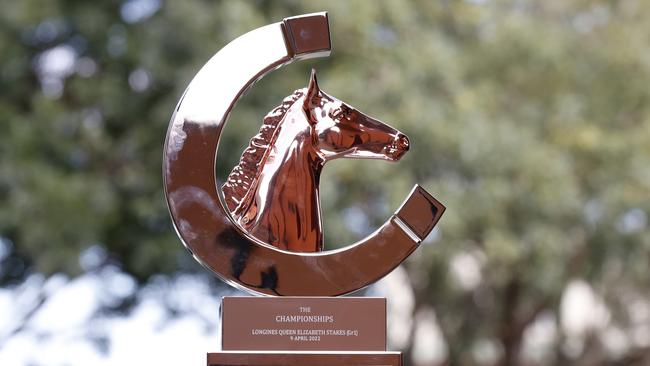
[[163, 12, 446, 296], [222, 71, 410, 252], [207, 351, 401, 366], [282, 13, 331, 59], [221, 297, 386, 351]]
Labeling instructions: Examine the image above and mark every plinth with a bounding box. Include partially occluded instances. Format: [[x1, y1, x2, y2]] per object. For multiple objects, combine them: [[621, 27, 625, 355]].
[[208, 297, 401, 366]]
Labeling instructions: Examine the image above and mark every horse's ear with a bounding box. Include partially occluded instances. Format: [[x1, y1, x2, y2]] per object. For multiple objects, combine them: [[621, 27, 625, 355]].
[[304, 69, 320, 111]]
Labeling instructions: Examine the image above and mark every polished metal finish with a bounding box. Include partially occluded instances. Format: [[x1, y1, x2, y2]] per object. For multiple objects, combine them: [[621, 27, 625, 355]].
[[222, 70, 410, 253], [163, 12, 445, 296]]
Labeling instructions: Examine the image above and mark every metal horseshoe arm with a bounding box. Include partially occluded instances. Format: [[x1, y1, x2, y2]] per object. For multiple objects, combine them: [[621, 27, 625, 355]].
[[163, 12, 445, 296]]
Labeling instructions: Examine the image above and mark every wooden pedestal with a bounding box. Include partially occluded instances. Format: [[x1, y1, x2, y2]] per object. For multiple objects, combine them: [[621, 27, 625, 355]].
[[208, 351, 402, 366]]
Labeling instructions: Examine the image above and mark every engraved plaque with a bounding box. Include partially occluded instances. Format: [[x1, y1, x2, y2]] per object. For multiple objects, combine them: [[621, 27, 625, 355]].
[[221, 297, 386, 351]]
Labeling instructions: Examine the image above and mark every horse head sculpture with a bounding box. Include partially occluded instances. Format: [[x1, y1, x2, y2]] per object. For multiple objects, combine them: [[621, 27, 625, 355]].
[[222, 70, 410, 253]]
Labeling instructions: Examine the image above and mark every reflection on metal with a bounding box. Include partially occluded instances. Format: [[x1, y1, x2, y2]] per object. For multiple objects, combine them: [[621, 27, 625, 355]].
[[222, 70, 411, 253], [163, 12, 445, 296]]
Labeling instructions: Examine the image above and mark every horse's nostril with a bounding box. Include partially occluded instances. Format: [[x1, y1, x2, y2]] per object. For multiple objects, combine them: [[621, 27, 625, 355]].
[[397, 135, 410, 151]]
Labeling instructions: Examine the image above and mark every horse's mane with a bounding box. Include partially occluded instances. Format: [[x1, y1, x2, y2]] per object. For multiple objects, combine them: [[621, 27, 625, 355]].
[[222, 88, 305, 213]]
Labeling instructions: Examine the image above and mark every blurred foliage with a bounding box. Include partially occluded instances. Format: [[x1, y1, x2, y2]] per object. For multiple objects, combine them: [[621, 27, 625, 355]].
[[1, 0, 650, 365]]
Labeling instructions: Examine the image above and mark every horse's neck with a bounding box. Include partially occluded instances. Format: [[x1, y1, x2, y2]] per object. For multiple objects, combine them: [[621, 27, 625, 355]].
[[244, 109, 325, 252]]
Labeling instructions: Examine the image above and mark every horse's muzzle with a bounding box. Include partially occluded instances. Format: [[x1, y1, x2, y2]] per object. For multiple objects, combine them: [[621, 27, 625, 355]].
[[386, 133, 410, 160]]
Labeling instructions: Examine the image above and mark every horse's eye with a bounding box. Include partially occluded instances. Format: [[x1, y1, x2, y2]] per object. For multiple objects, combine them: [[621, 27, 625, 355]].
[[331, 106, 352, 120], [330, 108, 344, 120]]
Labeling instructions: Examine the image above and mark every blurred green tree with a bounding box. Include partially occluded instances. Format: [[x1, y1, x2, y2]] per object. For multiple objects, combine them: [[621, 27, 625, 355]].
[[1, 0, 649, 365]]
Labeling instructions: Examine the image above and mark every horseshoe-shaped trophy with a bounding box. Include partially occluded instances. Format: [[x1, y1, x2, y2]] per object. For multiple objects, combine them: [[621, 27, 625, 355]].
[[163, 12, 445, 366]]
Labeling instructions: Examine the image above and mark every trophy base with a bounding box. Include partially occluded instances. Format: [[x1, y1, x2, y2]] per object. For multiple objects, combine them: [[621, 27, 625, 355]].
[[207, 351, 402, 366]]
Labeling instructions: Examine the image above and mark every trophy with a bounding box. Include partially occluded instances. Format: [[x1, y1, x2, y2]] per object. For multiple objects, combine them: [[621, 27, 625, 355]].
[[163, 12, 445, 366]]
